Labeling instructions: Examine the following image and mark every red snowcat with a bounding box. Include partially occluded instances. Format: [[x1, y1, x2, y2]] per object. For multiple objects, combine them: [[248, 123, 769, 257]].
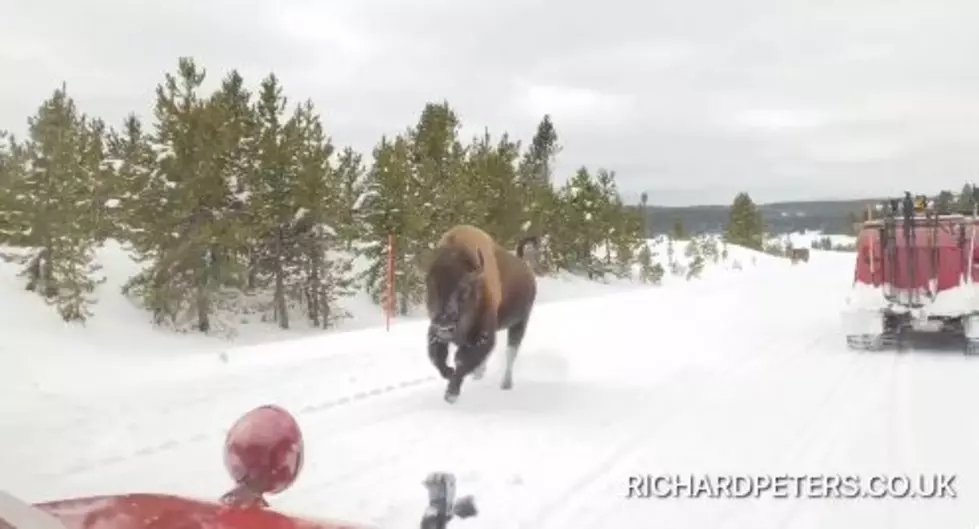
[[843, 191, 979, 353], [1, 405, 476, 529]]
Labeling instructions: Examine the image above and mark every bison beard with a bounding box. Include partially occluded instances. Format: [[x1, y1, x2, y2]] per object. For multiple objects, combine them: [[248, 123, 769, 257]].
[[425, 225, 537, 403]]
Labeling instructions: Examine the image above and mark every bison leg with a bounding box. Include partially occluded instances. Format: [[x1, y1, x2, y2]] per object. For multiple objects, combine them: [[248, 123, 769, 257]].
[[471, 358, 488, 380], [501, 319, 529, 390], [445, 332, 495, 403], [427, 325, 454, 380]]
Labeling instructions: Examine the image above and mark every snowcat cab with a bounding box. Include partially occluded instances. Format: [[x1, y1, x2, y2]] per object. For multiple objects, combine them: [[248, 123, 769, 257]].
[[843, 189, 979, 353]]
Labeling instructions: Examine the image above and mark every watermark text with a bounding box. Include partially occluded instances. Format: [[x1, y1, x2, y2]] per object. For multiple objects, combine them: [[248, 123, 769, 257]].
[[625, 473, 958, 500]]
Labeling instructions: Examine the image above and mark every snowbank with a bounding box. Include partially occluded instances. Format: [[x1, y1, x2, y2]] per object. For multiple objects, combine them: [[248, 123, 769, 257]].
[[0, 235, 781, 394], [767, 230, 857, 250]]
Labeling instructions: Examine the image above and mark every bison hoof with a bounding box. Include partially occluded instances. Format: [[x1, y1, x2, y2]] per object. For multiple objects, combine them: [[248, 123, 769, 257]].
[[500, 378, 512, 390], [444, 391, 459, 404], [472, 363, 486, 380]]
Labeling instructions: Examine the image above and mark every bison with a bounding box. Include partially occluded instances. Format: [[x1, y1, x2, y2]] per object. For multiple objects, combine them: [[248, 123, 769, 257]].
[[789, 248, 810, 264], [425, 225, 538, 403]]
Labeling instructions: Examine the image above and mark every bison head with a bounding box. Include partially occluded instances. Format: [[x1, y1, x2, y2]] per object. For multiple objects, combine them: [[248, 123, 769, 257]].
[[426, 247, 486, 343]]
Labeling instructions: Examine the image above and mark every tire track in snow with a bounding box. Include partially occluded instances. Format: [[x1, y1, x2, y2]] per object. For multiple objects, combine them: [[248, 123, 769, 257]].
[[279, 367, 723, 527], [11, 347, 395, 476], [559, 335, 894, 529], [28, 260, 765, 478], [515, 328, 837, 529], [762, 356, 895, 529], [321, 273, 808, 526], [264, 276, 788, 524], [708, 344, 892, 529], [42, 338, 542, 495], [28, 280, 708, 480], [37, 362, 441, 479], [19, 259, 814, 511]]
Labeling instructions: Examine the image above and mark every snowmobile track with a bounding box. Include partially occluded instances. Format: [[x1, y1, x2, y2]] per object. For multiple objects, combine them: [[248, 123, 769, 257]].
[[40, 370, 442, 479], [722, 345, 890, 529], [522, 330, 840, 529]]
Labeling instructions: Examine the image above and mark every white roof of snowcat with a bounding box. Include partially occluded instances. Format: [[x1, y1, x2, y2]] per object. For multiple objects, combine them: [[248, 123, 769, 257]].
[[860, 214, 979, 228]]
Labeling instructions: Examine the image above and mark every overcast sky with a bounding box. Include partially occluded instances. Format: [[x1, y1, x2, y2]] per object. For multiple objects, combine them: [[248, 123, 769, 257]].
[[2, 0, 978, 205]]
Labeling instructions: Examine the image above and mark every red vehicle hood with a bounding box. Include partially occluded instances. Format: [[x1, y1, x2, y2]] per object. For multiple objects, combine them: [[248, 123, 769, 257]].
[[33, 494, 366, 529], [4, 493, 366, 529], [0, 405, 476, 529]]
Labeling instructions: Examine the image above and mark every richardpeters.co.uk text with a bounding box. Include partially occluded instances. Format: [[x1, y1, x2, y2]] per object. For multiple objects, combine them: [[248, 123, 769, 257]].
[[626, 473, 958, 499]]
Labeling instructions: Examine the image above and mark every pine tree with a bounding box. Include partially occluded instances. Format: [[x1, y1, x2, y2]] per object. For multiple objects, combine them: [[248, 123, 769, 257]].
[[700, 235, 720, 264], [210, 70, 258, 291], [639, 191, 649, 238], [292, 99, 355, 328], [106, 114, 160, 241], [667, 236, 685, 277], [359, 134, 427, 314], [725, 192, 765, 250], [110, 113, 174, 320], [553, 167, 605, 276], [0, 131, 28, 245], [934, 191, 953, 214], [598, 188, 644, 279], [124, 58, 246, 332], [672, 217, 687, 240], [332, 146, 367, 249], [464, 129, 523, 244], [684, 239, 704, 280], [0, 129, 10, 184], [409, 101, 466, 236], [636, 244, 664, 285], [517, 115, 562, 264], [525, 185, 561, 273], [8, 85, 106, 321], [956, 183, 976, 213], [248, 73, 300, 329], [687, 254, 705, 280], [80, 118, 117, 244], [519, 114, 560, 186], [592, 168, 617, 264], [459, 129, 496, 231], [609, 200, 643, 278]]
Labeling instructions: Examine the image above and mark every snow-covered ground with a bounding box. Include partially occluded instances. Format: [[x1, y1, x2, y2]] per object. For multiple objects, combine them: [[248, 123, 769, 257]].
[[4, 237, 978, 529], [1, 238, 684, 394], [769, 230, 858, 249]]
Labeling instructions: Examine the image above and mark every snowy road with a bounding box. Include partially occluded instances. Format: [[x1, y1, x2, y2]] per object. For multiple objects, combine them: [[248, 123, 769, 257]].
[[6, 250, 979, 529]]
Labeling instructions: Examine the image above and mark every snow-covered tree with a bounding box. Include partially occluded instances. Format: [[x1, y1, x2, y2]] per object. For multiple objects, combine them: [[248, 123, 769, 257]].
[[7, 85, 107, 321]]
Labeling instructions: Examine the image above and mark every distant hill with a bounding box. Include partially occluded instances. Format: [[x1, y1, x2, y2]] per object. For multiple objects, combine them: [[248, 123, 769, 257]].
[[632, 198, 884, 236]]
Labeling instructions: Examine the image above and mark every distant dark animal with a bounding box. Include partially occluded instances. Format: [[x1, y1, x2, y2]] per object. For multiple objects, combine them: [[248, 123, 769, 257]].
[[516, 235, 542, 272], [790, 248, 810, 264], [425, 225, 538, 403], [515, 235, 540, 259]]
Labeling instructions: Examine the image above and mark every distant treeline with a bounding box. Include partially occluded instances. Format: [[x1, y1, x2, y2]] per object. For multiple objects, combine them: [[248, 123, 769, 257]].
[[630, 199, 880, 236]]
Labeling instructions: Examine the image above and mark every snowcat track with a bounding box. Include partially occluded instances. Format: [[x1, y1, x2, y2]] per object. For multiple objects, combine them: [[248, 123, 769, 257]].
[[848, 328, 979, 355], [845, 332, 899, 351]]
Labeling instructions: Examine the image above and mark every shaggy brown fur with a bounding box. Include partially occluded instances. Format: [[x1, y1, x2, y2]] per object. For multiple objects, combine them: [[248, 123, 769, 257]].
[[425, 225, 538, 403]]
